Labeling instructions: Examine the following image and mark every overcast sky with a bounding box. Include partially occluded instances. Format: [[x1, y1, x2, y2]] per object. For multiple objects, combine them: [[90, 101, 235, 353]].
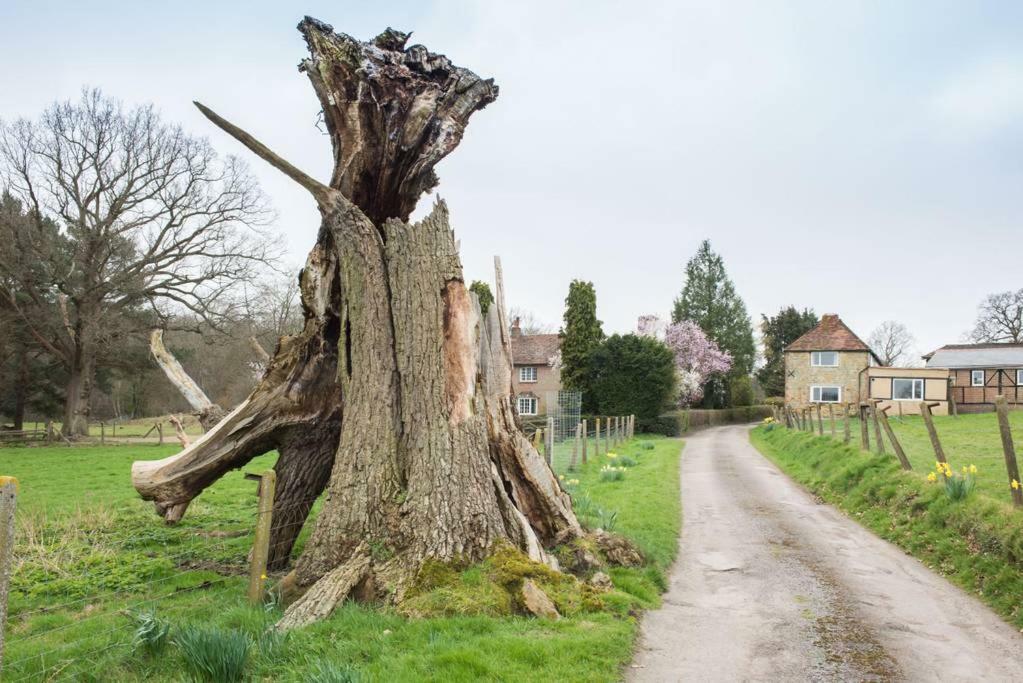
[[2, 1, 1021, 360]]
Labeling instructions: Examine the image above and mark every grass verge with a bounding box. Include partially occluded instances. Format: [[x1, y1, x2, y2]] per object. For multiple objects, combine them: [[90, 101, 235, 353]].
[[751, 425, 1023, 628], [0, 437, 682, 681]]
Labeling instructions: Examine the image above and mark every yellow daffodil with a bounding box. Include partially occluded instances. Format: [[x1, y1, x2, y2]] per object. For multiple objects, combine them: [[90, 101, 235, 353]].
[[927, 472, 937, 483], [962, 465, 968, 474], [969, 464, 977, 474], [260, 573, 267, 581], [1013, 479, 1020, 491], [607, 452, 617, 459]]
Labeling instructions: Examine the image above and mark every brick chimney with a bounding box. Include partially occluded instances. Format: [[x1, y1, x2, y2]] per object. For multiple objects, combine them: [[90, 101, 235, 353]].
[[511, 317, 522, 338]]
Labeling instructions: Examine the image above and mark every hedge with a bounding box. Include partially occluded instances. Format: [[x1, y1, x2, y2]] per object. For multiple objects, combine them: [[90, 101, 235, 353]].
[[638, 406, 774, 436]]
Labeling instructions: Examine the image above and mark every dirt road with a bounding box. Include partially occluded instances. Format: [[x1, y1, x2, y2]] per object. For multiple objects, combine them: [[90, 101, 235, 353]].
[[630, 425, 1023, 682]]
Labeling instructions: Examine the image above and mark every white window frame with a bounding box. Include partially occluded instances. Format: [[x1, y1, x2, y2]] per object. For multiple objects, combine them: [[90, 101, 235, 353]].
[[517, 396, 538, 416], [810, 351, 839, 367], [518, 366, 538, 383], [1017, 369, 1023, 386], [891, 378, 924, 401], [971, 370, 985, 387], [810, 385, 842, 403]]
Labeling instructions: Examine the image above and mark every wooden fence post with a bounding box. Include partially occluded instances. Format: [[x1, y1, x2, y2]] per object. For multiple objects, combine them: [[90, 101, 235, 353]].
[[581, 419, 588, 464], [595, 418, 601, 456], [605, 417, 611, 453], [878, 407, 912, 470], [995, 396, 1023, 508], [816, 404, 824, 436], [859, 403, 870, 451], [0, 477, 17, 674], [950, 391, 958, 418], [546, 417, 555, 466], [246, 470, 276, 604], [843, 404, 851, 445], [919, 401, 950, 478], [100, 421, 106, 445], [156, 422, 164, 445], [570, 423, 580, 470], [870, 402, 886, 455], [828, 404, 836, 438]]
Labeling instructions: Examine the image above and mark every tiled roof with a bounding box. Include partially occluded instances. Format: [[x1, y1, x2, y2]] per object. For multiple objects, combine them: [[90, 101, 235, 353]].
[[925, 343, 1023, 369], [511, 333, 560, 366], [785, 314, 877, 358]]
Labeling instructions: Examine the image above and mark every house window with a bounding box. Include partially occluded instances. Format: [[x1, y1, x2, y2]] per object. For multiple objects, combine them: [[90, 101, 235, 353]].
[[811, 351, 839, 367], [810, 385, 841, 403], [1017, 369, 1023, 386], [519, 366, 538, 383], [892, 378, 924, 401], [971, 370, 985, 387], [517, 396, 538, 416]]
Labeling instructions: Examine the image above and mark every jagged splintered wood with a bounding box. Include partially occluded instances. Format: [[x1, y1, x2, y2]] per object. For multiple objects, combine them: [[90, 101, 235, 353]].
[[131, 17, 581, 629]]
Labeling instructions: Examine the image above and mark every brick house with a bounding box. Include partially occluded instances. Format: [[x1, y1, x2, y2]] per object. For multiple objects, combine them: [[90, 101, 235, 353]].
[[924, 343, 1023, 412], [784, 314, 881, 410], [509, 319, 561, 417]]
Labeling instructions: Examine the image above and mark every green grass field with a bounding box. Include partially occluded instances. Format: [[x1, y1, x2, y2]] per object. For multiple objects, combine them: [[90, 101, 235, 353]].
[[0, 436, 682, 681], [752, 423, 1023, 628], [800, 410, 1023, 506]]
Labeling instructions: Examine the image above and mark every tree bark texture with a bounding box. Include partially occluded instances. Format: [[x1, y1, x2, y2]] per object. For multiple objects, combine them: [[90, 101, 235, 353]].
[[132, 17, 580, 622]]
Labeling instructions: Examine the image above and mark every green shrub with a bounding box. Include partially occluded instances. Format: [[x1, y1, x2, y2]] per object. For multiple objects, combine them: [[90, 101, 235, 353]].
[[617, 455, 638, 467], [130, 610, 171, 655], [589, 334, 677, 420], [637, 413, 682, 436], [175, 625, 250, 682], [638, 441, 655, 450]]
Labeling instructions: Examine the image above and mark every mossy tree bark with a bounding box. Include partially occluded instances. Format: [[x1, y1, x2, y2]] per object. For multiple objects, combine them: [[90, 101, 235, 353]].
[[131, 17, 580, 622]]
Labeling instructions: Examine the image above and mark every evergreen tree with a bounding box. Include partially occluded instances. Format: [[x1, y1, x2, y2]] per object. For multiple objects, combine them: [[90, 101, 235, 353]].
[[672, 240, 755, 406], [559, 280, 604, 411], [589, 334, 676, 420], [468, 280, 494, 315], [756, 306, 818, 397]]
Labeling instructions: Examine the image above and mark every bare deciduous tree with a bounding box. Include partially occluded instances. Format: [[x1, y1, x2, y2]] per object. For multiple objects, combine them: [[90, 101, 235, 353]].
[[508, 306, 555, 335], [868, 320, 917, 367], [0, 89, 277, 436], [970, 289, 1023, 344]]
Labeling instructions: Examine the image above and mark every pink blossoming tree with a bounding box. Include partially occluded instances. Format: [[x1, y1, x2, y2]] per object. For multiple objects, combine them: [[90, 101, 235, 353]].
[[637, 315, 732, 406]]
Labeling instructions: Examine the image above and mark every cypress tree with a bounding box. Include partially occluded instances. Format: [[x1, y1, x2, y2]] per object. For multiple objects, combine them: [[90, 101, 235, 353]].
[[560, 280, 604, 410]]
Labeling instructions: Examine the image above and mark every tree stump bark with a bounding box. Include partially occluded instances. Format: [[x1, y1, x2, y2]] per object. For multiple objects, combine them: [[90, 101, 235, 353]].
[[131, 17, 581, 625]]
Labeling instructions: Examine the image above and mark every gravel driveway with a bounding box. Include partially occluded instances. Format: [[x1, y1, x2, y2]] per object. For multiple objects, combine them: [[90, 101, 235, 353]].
[[629, 425, 1022, 682]]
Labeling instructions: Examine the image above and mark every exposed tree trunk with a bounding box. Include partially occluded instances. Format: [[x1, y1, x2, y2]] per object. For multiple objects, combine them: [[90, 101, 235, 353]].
[[149, 330, 226, 431], [11, 345, 28, 431], [131, 17, 580, 627], [62, 335, 93, 438]]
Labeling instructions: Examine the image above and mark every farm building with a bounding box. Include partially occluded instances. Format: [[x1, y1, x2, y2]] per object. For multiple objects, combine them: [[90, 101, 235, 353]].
[[924, 343, 1023, 412], [785, 314, 952, 414], [509, 318, 562, 417], [864, 366, 951, 416]]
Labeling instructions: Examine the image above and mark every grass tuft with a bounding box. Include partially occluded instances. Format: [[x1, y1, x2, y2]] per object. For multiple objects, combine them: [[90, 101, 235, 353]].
[[175, 625, 250, 682]]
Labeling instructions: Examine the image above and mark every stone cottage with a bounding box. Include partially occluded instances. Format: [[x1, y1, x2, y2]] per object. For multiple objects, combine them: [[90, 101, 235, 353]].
[[509, 318, 561, 417], [784, 314, 881, 410]]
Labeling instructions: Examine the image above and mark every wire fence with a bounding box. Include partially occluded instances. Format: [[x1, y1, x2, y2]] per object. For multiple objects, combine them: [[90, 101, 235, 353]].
[[0, 469, 301, 682], [773, 398, 1023, 509]]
